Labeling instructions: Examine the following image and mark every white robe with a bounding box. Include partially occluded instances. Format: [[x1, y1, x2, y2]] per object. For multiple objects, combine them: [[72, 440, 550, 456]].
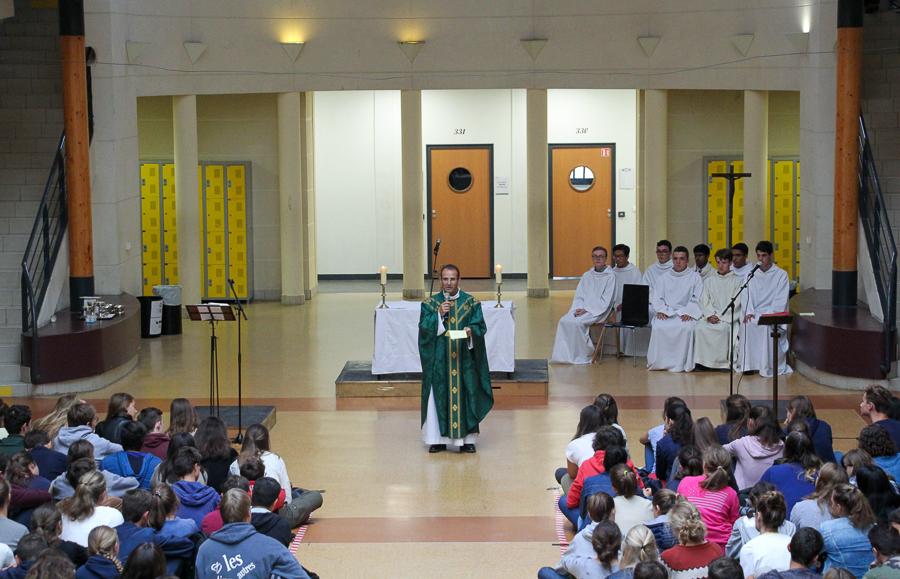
[[551, 267, 616, 364], [738, 264, 792, 377], [604, 262, 650, 356], [731, 262, 753, 278], [694, 271, 743, 369], [647, 268, 704, 372], [696, 263, 713, 280]]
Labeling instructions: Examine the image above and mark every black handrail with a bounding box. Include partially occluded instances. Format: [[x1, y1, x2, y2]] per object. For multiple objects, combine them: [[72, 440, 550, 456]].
[[20, 133, 68, 384], [858, 115, 898, 376]]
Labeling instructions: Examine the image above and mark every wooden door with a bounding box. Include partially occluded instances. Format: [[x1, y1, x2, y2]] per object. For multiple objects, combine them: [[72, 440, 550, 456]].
[[428, 146, 492, 278], [550, 145, 614, 277]]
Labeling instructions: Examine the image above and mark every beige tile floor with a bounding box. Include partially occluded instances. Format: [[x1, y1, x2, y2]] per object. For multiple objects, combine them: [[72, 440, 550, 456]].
[[20, 286, 871, 577]]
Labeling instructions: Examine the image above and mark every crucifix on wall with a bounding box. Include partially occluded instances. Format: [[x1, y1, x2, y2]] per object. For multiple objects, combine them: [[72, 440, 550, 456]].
[[710, 165, 752, 248]]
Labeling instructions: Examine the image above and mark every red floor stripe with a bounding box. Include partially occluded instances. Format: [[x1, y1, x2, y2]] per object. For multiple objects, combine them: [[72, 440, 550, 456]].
[[553, 490, 569, 555], [289, 524, 309, 555]]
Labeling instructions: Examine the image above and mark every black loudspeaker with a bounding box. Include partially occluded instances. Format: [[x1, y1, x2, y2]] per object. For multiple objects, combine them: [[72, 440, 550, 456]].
[[620, 284, 650, 326]]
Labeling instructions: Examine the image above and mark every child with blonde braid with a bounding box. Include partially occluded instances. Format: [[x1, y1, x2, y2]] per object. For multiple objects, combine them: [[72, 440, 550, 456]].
[[75, 525, 122, 579], [660, 500, 723, 579]]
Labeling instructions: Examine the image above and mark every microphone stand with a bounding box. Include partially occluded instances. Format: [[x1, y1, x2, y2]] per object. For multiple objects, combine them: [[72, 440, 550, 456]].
[[429, 242, 441, 297], [722, 267, 758, 396], [227, 279, 248, 443]]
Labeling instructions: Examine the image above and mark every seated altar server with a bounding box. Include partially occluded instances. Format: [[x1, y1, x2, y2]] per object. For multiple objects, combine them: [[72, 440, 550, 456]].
[[647, 246, 704, 372], [693, 244, 713, 280], [738, 241, 792, 377], [694, 248, 743, 369], [642, 240, 674, 301], [730, 242, 753, 278], [550, 246, 616, 365]]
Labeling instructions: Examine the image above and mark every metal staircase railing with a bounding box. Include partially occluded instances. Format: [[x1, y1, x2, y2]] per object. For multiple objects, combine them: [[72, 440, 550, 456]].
[[20, 133, 67, 383], [858, 114, 898, 376]]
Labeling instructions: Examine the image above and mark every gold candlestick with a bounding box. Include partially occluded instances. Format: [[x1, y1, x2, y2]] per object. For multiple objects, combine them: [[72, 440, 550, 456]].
[[494, 282, 503, 308], [378, 283, 389, 308]]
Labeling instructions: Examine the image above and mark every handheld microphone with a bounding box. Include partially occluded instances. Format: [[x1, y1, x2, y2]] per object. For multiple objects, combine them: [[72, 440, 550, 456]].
[[433, 238, 441, 254]]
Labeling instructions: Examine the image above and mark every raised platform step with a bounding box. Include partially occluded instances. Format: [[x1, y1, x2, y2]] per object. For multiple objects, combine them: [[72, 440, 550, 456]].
[[790, 289, 896, 380], [22, 294, 140, 385], [335, 359, 549, 398]]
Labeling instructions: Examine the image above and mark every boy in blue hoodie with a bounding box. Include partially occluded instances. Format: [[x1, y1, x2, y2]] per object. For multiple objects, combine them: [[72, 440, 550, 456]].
[[196, 488, 309, 579], [100, 422, 161, 490], [115, 488, 194, 567], [171, 447, 219, 527]]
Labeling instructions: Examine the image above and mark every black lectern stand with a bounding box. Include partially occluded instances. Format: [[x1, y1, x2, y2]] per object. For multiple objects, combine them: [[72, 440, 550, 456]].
[[186, 304, 235, 417], [758, 312, 794, 414]]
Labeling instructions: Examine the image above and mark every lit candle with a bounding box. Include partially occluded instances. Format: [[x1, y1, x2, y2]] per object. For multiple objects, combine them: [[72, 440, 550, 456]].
[[379, 265, 387, 286], [495, 264, 502, 285]]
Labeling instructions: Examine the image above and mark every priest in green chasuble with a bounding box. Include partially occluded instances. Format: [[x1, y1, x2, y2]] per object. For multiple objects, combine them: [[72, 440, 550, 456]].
[[419, 264, 494, 454]]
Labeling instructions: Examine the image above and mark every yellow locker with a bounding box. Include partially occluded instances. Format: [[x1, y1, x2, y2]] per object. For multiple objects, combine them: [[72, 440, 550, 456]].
[[160, 164, 178, 285], [795, 161, 801, 279], [732, 161, 745, 245], [707, 161, 728, 251], [226, 165, 249, 298], [140, 163, 163, 295], [772, 161, 795, 278], [207, 264, 227, 299]]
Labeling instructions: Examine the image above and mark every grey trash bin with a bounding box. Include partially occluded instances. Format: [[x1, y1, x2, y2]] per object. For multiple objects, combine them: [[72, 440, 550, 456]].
[[153, 285, 182, 335]]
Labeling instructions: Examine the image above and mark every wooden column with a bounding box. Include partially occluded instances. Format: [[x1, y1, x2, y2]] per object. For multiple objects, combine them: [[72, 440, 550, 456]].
[[832, 0, 863, 307], [59, 0, 94, 309]]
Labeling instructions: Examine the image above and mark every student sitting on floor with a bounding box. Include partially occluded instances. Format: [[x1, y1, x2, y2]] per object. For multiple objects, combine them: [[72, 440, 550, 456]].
[[249, 477, 294, 548], [100, 422, 161, 490]]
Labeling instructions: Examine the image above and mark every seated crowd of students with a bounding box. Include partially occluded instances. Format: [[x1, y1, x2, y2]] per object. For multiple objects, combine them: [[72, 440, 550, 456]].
[[541, 385, 900, 579], [0, 393, 323, 579]]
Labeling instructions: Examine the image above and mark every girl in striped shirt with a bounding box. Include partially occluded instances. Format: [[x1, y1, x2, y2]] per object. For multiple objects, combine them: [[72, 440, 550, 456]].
[[675, 445, 740, 551]]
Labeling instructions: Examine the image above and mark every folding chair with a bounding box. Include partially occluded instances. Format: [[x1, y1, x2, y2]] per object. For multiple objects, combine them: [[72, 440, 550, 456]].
[[599, 284, 650, 366]]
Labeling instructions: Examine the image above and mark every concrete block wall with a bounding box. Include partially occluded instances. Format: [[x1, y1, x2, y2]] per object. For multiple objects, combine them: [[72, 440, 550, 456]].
[[0, 0, 62, 379]]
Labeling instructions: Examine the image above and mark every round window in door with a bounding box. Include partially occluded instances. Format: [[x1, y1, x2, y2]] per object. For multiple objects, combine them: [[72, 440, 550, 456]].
[[448, 167, 473, 193], [569, 165, 595, 192]]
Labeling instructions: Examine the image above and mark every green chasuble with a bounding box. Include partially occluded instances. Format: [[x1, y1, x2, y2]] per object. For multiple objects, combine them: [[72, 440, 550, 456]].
[[419, 290, 494, 439]]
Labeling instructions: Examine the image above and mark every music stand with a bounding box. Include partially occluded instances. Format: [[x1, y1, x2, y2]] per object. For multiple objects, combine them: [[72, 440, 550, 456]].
[[186, 304, 236, 417], [758, 312, 794, 413]]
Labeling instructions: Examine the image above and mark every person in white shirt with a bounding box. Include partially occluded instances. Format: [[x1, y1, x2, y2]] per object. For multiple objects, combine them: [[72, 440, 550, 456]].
[[739, 490, 792, 577], [730, 242, 753, 278], [694, 248, 743, 369], [642, 240, 674, 310], [738, 240, 792, 377], [58, 469, 124, 547], [551, 246, 617, 364], [693, 244, 713, 280], [647, 246, 704, 372]]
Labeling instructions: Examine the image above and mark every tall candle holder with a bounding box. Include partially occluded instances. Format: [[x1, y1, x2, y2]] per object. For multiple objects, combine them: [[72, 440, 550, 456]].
[[494, 282, 504, 308], [378, 283, 389, 308]]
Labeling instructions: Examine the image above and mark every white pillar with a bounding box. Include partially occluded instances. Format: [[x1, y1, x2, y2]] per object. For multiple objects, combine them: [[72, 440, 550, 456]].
[[277, 92, 305, 305], [173, 95, 201, 305], [300, 92, 318, 300], [526, 89, 549, 298], [743, 90, 769, 246], [401, 89, 425, 299], [641, 89, 668, 269]]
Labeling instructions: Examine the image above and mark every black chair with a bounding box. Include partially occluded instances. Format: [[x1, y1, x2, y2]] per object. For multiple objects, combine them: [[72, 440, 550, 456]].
[[601, 283, 650, 366]]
